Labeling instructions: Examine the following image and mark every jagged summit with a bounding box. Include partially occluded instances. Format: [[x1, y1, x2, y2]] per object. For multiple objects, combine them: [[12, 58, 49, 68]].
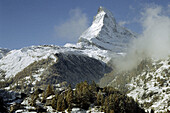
[[77, 6, 136, 52], [97, 6, 116, 25]]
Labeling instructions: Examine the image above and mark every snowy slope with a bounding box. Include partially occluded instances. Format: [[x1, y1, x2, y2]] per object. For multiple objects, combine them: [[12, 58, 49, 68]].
[[0, 45, 60, 78], [100, 57, 170, 112], [127, 58, 170, 113], [0, 45, 110, 79], [77, 6, 136, 52]]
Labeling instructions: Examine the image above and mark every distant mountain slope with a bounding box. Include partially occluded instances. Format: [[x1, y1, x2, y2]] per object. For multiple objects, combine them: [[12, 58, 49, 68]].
[[0, 48, 10, 59], [127, 58, 170, 112], [100, 57, 170, 112], [1, 52, 111, 94], [0, 45, 109, 80], [0, 45, 61, 79]]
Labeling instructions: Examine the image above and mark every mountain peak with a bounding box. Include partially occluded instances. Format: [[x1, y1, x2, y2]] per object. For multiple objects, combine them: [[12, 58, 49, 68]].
[[78, 7, 136, 52], [98, 6, 104, 11], [97, 6, 116, 22], [98, 6, 111, 14], [95, 6, 116, 28]]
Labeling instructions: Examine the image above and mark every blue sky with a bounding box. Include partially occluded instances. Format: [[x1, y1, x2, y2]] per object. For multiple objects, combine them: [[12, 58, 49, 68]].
[[0, 0, 169, 49]]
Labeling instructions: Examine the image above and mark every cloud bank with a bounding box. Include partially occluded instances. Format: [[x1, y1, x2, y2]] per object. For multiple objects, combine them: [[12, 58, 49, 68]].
[[115, 5, 170, 71], [55, 8, 89, 43]]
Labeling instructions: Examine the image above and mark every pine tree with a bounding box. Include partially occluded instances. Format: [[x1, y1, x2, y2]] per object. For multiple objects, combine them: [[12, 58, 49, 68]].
[[74, 81, 92, 109], [104, 97, 109, 113], [0, 97, 8, 113], [57, 94, 67, 111], [96, 90, 104, 106], [57, 95, 63, 111], [61, 99, 67, 111], [89, 80, 98, 92], [45, 84, 54, 98], [66, 85, 73, 111], [51, 94, 59, 109], [41, 91, 46, 103]]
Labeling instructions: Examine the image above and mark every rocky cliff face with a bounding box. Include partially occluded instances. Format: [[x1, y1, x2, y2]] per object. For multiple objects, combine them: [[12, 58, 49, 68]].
[[41, 53, 111, 86]]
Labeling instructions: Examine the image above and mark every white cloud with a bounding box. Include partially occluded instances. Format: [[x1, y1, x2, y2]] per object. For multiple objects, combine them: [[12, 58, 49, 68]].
[[139, 6, 170, 58], [168, 4, 170, 8], [115, 5, 170, 71], [118, 21, 129, 26], [129, 5, 135, 11], [55, 8, 89, 43]]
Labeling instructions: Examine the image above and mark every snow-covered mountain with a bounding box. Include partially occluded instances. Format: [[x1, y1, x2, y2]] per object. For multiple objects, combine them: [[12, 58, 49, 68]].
[[0, 45, 109, 79], [0, 6, 169, 113], [77, 6, 136, 52], [0, 6, 135, 80], [127, 58, 170, 112], [0, 48, 10, 59], [101, 57, 170, 113]]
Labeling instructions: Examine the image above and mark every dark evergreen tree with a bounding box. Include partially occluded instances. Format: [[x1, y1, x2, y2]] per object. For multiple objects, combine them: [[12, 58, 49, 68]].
[[51, 93, 59, 109], [0, 97, 8, 113], [45, 84, 54, 97], [96, 90, 104, 106], [56, 95, 63, 111], [65, 85, 73, 111], [57, 94, 67, 111], [77, 81, 92, 109], [89, 80, 98, 92]]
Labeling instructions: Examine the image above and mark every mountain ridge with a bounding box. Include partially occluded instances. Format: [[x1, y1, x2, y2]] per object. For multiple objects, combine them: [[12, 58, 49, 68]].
[[0, 6, 135, 79]]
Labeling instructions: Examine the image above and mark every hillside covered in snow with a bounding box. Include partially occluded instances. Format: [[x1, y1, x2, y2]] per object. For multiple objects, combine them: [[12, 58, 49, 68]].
[[127, 58, 170, 112], [100, 57, 170, 112]]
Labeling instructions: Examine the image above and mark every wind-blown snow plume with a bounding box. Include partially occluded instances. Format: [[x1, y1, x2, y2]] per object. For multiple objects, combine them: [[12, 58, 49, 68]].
[[55, 8, 89, 43], [116, 6, 170, 71]]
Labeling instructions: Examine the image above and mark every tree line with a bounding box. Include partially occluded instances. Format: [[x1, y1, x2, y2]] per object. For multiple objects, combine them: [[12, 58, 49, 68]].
[[31, 81, 145, 113]]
